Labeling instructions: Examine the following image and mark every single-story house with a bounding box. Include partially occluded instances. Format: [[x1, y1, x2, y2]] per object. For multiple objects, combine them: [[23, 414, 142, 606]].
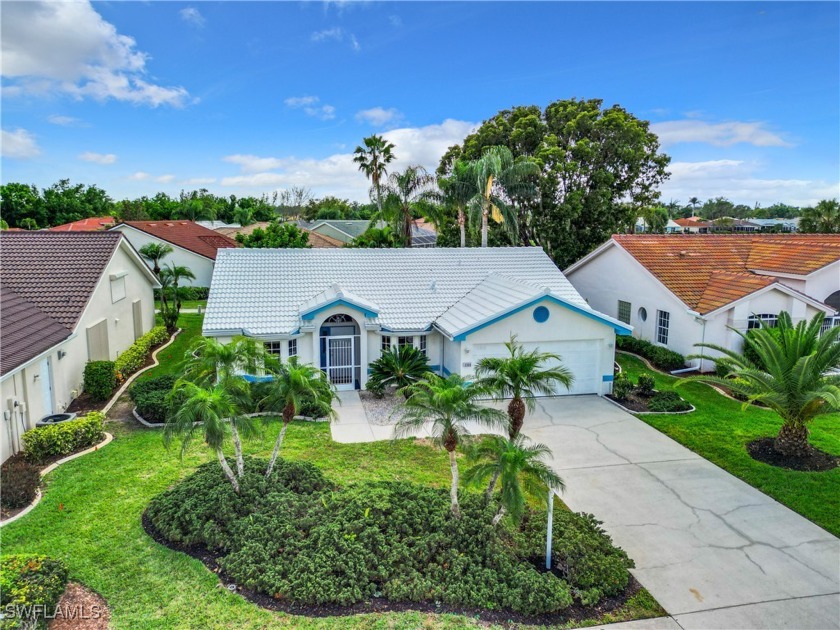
[[49, 216, 116, 231], [564, 234, 840, 371], [203, 247, 630, 394], [217, 222, 345, 248], [299, 219, 438, 247], [0, 232, 160, 462], [110, 220, 239, 287]]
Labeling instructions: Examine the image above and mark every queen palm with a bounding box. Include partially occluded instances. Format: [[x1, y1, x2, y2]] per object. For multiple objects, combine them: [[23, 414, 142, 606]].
[[464, 146, 539, 247], [353, 134, 396, 213], [259, 358, 337, 478], [138, 242, 173, 276], [475, 335, 574, 439], [160, 263, 196, 312], [394, 374, 508, 517], [682, 311, 840, 457], [463, 434, 565, 525], [373, 165, 436, 246], [436, 160, 474, 247], [182, 336, 278, 387]]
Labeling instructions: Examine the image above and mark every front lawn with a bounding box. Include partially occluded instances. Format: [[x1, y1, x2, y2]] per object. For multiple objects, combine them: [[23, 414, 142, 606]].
[[618, 353, 840, 536], [136, 313, 204, 382], [156, 299, 207, 312]]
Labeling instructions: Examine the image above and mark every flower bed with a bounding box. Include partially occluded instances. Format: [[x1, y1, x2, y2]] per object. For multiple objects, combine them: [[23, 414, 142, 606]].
[[608, 373, 693, 414]]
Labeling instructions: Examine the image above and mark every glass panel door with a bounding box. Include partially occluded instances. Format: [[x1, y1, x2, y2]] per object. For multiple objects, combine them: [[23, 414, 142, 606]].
[[327, 336, 355, 390]]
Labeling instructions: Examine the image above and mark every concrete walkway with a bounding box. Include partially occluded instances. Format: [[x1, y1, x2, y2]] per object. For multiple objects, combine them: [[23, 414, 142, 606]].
[[331, 392, 840, 629]]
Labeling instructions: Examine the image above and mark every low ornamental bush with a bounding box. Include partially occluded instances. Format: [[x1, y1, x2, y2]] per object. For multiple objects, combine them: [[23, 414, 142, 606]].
[[647, 391, 692, 413], [0, 555, 69, 630], [83, 361, 116, 401], [366, 346, 430, 397], [147, 458, 634, 614], [612, 373, 633, 400], [635, 374, 656, 397], [0, 459, 41, 509], [130, 375, 183, 424], [616, 337, 686, 372], [129, 374, 178, 403], [114, 326, 169, 378], [21, 412, 105, 464]]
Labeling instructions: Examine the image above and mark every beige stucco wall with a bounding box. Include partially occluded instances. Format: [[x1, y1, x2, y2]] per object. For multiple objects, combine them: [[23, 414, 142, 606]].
[[112, 225, 215, 286]]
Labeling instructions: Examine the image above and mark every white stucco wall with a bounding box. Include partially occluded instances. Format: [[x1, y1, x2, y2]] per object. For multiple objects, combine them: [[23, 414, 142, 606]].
[[804, 261, 840, 309], [111, 225, 215, 287]]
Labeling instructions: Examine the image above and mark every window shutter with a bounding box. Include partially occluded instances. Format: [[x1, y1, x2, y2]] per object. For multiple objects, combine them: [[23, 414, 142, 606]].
[[132, 300, 144, 340], [86, 319, 111, 361]]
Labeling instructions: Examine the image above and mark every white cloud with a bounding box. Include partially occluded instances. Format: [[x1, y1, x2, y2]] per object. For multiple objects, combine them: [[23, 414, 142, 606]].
[[356, 107, 402, 127], [78, 151, 117, 165], [224, 154, 285, 173], [179, 7, 205, 28], [47, 114, 85, 127], [181, 177, 216, 186], [310, 27, 360, 51], [662, 160, 840, 207], [284, 95, 336, 120], [128, 171, 150, 180], [156, 174, 176, 184], [1, 1, 190, 107], [651, 120, 792, 148], [1, 128, 40, 159]]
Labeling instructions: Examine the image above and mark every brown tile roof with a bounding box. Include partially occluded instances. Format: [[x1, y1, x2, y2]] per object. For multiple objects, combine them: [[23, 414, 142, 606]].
[[673, 218, 712, 228], [612, 234, 840, 314], [0, 231, 123, 329], [0, 286, 72, 375], [118, 221, 239, 259], [216, 223, 343, 248], [49, 216, 116, 231]]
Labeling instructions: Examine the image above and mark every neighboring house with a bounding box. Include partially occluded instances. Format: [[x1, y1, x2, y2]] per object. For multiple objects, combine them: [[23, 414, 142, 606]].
[[196, 220, 241, 230], [673, 218, 714, 233], [299, 220, 438, 247], [565, 235, 840, 371], [750, 218, 799, 233], [217, 222, 344, 248], [0, 232, 160, 462], [204, 247, 630, 394], [110, 220, 239, 287], [49, 216, 116, 232], [634, 218, 683, 234]]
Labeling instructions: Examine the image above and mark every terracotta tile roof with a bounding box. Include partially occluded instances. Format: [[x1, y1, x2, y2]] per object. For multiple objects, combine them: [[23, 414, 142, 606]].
[[1, 286, 72, 375], [612, 234, 840, 314], [0, 231, 123, 329], [49, 216, 116, 231], [118, 221, 239, 259], [673, 218, 712, 228], [216, 223, 344, 248]]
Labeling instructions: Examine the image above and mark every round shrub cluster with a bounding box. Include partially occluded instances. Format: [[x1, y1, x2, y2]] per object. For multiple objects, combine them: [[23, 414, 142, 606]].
[[0, 554, 69, 629], [130, 375, 178, 424], [647, 391, 692, 413]]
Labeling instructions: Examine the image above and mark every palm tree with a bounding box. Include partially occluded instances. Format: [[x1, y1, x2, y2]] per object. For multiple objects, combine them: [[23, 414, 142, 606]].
[[163, 380, 257, 493], [367, 345, 430, 396], [182, 336, 277, 387], [259, 358, 337, 478], [139, 242, 173, 276], [353, 135, 396, 214], [436, 160, 475, 247], [160, 263, 196, 312], [463, 434, 565, 525], [233, 204, 255, 227], [681, 312, 840, 457], [463, 146, 540, 247], [688, 197, 700, 217], [799, 199, 840, 234], [374, 165, 436, 246], [475, 335, 574, 439], [394, 374, 508, 517]]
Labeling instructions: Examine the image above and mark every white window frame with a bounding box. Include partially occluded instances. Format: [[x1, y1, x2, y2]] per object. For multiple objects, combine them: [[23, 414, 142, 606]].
[[397, 336, 413, 350], [288, 338, 298, 358], [418, 335, 427, 357], [656, 310, 670, 345], [381, 335, 392, 354], [617, 300, 631, 325], [747, 313, 779, 330], [264, 341, 282, 356]]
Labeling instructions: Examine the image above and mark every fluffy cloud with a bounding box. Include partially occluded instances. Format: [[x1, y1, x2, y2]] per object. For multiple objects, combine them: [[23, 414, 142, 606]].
[[224, 154, 285, 173], [78, 151, 117, 165], [1, 128, 40, 159], [156, 175, 176, 184], [310, 27, 360, 51], [128, 171, 150, 181], [181, 177, 216, 186], [356, 107, 402, 127], [179, 7, 205, 28], [651, 120, 792, 148], [47, 114, 86, 127], [1, 1, 190, 107], [283, 95, 336, 120]]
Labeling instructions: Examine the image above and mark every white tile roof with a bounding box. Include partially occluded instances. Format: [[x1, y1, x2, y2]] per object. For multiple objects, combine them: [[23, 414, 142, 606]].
[[204, 247, 593, 336]]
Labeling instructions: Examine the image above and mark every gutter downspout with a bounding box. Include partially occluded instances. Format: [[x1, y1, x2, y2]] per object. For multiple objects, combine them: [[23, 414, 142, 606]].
[[685, 309, 708, 373]]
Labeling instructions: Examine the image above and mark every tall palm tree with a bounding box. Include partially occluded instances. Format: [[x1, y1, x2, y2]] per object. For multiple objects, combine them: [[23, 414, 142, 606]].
[[394, 374, 508, 517], [463, 146, 539, 247], [160, 263, 196, 312], [373, 165, 436, 246], [138, 242, 173, 276], [463, 434, 565, 525], [163, 380, 257, 493], [688, 197, 700, 217], [475, 335, 574, 439], [182, 336, 277, 387], [353, 134, 396, 214], [681, 311, 840, 457], [259, 358, 337, 478], [436, 160, 475, 247]]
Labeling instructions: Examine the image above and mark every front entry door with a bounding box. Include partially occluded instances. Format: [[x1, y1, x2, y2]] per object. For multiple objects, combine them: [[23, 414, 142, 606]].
[[326, 336, 355, 390]]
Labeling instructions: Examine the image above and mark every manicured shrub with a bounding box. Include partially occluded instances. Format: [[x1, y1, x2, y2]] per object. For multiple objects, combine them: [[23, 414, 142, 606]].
[[635, 373, 656, 397], [83, 361, 116, 401], [0, 554, 69, 629], [114, 325, 169, 378], [0, 458, 40, 509], [22, 412, 105, 464], [616, 336, 686, 372], [366, 346, 430, 397], [134, 390, 169, 424], [647, 391, 692, 413], [612, 373, 633, 400], [129, 374, 178, 403]]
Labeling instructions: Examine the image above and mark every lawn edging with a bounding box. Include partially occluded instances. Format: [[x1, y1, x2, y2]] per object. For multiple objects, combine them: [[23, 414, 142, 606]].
[[1, 432, 114, 528], [604, 394, 695, 416], [131, 409, 325, 429]]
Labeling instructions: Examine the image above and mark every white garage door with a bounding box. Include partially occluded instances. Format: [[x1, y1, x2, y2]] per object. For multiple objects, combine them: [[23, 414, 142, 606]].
[[471, 339, 601, 396]]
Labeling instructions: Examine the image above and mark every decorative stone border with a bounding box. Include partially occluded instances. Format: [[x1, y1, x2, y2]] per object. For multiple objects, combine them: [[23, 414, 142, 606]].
[[604, 394, 695, 416], [131, 409, 326, 428], [0, 432, 114, 527]]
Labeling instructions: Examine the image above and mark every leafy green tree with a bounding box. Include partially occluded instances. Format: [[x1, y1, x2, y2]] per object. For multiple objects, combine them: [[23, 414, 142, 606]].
[[682, 312, 840, 457], [138, 242, 172, 276], [233, 205, 255, 227], [373, 165, 436, 246], [394, 374, 508, 517], [700, 197, 735, 220], [347, 226, 399, 248], [353, 135, 396, 213], [235, 222, 310, 248], [366, 345, 430, 396], [464, 434, 565, 524], [799, 199, 840, 233], [0, 182, 43, 227], [18, 218, 38, 230], [115, 199, 150, 221], [639, 206, 669, 233], [259, 358, 337, 477], [474, 335, 573, 439]]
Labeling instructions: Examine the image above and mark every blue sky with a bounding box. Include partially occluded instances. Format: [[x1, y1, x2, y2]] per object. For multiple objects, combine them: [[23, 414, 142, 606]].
[[2, 1, 838, 207]]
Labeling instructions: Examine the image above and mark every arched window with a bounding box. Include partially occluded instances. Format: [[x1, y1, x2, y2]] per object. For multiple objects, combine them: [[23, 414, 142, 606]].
[[825, 290, 840, 313]]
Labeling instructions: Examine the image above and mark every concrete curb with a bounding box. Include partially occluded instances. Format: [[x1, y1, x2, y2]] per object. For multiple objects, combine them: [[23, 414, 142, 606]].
[[1, 432, 114, 527], [604, 394, 696, 416]]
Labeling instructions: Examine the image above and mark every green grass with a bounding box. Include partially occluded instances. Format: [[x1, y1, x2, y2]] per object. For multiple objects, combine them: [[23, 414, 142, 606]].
[[618, 353, 840, 536], [136, 313, 204, 382], [156, 300, 207, 312]]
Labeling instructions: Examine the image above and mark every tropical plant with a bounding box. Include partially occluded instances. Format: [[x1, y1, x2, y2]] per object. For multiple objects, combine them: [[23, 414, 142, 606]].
[[475, 335, 573, 438], [367, 345, 430, 396], [681, 311, 840, 457], [235, 221, 310, 248], [160, 263, 195, 312], [182, 336, 278, 387], [688, 196, 700, 217], [463, 146, 539, 247], [259, 358, 337, 478], [435, 160, 475, 247], [347, 226, 399, 248], [138, 242, 173, 276], [233, 204, 255, 227], [18, 217, 38, 230], [353, 134, 396, 213], [464, 434, 565, 525], [372, 165, 436, 246], [394, 374, 508, 517], [799, 199, 840, 234]]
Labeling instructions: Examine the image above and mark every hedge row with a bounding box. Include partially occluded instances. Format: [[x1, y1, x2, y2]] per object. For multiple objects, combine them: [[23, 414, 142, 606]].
[[0, 555, 69, 629], [83, 361, 116, 401], [21, 412, 105, 464], [616, 336, 686, 372], [130, 375, 178, 424], [114, 325, 169, 379]]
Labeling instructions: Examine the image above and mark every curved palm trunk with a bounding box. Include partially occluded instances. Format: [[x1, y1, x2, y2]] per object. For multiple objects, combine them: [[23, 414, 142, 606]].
[[774, 422, 812, 457], [508, 396, 526, 439], [216, 449, 240, 493], [481, 207, 489, 248], [447, 448, 461, 518], [485, 469, 501, 500], [458, 208, 466, 247], [229, 422, 245, 478], [266, 403, 295, 478], [492, 505, 506, 526]]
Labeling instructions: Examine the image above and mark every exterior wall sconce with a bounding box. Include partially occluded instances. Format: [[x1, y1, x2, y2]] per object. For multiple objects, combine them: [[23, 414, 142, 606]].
[[58, 350, 67, 360]]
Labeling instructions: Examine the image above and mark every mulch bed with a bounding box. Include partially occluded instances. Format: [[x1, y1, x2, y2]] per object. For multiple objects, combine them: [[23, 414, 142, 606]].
[[747, 438, 839, 472], [142, 511, 645, 627], [48, 582, 111, 630], [606, 393, 653, 413]]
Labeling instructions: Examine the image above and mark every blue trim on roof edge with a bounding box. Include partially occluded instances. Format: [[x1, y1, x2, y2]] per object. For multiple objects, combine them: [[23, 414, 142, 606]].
[[300, 298, 379, 320]]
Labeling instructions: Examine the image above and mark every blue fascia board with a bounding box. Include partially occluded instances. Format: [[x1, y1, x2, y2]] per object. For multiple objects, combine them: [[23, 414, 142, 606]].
[[442, 365, 451, 376], [602, 374, 614, 382], [300, 299, 379, 321], [452, 295, 632, 341]]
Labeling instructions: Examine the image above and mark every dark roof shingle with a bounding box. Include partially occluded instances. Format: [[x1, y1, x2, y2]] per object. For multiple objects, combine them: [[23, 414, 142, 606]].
[[118, 221, 239, 259], [0, 286, 72, 375]]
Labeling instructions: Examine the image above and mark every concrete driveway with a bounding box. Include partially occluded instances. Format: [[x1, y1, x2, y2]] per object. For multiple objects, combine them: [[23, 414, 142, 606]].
[[332, 392, 840, 629]]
